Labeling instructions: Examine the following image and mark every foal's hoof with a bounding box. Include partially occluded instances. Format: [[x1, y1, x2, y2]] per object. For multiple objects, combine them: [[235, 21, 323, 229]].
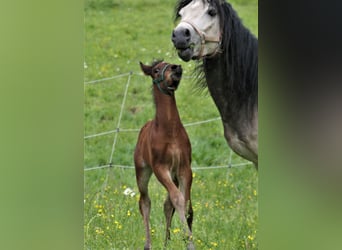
[[187, 242, 195, 250], [144, 244, 151, 250]]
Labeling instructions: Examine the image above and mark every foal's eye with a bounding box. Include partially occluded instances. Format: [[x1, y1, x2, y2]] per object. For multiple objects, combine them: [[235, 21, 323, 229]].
[[154, 69, 160, 74], [208, 8, 217, 17]]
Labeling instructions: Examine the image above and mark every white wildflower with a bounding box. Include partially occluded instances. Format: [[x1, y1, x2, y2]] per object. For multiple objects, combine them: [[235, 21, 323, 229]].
[[123, 187, 136, 197]]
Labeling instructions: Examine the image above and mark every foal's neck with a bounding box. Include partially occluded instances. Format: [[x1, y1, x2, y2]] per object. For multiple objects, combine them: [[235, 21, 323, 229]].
[[153, 85, 182, 133]]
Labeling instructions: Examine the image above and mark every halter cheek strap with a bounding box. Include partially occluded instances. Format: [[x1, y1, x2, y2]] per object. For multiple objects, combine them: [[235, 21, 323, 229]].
[[181, 20, 222, 58], [152, 64, 173, 96]]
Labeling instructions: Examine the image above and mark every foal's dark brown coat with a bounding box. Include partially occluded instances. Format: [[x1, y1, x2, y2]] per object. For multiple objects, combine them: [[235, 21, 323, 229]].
[[134, 61, 194, 250]]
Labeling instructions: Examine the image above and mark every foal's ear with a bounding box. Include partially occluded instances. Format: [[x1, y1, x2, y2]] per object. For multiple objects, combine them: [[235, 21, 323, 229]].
[[139, 62, 152, 76]]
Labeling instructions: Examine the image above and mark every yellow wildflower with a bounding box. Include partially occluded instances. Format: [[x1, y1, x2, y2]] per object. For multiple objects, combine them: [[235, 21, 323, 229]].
[[211, 242, 218, 247], [95, 228, 104, 234]]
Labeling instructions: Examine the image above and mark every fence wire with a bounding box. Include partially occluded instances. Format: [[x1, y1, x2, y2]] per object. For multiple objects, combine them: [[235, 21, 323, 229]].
[[84, 71, 252, 172]]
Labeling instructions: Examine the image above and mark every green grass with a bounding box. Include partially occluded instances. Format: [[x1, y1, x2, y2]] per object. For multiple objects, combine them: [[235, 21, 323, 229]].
[[85, 0, 258, 249]]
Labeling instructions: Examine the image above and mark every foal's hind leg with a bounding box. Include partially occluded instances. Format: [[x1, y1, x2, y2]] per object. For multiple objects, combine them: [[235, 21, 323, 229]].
[[135, 165, 153, 250]]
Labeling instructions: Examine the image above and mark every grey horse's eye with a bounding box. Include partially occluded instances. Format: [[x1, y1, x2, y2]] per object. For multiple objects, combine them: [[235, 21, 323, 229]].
[[208, 8, 217, 17]]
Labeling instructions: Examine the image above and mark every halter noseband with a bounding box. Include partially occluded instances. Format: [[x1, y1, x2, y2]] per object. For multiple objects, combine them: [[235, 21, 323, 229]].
[[181, 20, 222, 59], [152, 64, 174, 96]]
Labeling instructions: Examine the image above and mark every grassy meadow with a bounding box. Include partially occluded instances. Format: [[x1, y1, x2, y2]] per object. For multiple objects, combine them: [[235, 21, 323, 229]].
[[85, 0, 258, 249]]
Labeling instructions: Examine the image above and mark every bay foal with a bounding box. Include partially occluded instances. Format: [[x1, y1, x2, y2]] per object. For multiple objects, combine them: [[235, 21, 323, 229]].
[[134, 61, 194, 250]]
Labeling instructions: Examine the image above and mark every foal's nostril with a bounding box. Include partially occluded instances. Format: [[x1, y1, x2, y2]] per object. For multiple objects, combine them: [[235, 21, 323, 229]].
[[171, 65, 177, 70]]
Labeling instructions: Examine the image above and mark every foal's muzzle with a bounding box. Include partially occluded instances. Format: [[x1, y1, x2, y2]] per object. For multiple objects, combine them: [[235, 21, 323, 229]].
[[170, 65, 182, 89]]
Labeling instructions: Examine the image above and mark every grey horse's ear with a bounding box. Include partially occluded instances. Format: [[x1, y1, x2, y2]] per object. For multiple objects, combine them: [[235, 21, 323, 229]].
[[140, 62, 152, 76]]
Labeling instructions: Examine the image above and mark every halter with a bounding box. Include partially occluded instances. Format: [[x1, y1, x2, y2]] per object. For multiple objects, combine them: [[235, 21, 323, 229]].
[[181, 20, 222, 58], [152, 64, 174, 96]]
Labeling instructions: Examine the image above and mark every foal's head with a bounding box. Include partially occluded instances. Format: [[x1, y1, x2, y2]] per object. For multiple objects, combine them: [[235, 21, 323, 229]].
[[140, 61, 183, 95]]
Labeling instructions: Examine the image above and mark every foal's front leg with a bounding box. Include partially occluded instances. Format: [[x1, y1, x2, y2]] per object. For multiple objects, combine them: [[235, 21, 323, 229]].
[[164, 194, 175, 246], [179, 166, 193, 232], [164, 176, 179, 245], [136, 166, 153, 250], [154, 166, 194, 249], [179, 166, 194, 250]]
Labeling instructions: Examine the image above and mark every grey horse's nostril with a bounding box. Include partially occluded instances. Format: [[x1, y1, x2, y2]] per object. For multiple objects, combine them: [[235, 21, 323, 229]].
[[184, 28, 190, 37], [171, 28, 191, 48]]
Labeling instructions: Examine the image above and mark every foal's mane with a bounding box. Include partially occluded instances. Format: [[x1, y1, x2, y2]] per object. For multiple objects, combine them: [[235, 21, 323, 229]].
[[174, 0, 258, 110], [151, 59, 163, 68]]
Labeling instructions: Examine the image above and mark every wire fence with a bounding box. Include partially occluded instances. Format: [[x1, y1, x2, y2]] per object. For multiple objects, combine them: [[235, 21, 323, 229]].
[[84, 71, 252, 172]]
